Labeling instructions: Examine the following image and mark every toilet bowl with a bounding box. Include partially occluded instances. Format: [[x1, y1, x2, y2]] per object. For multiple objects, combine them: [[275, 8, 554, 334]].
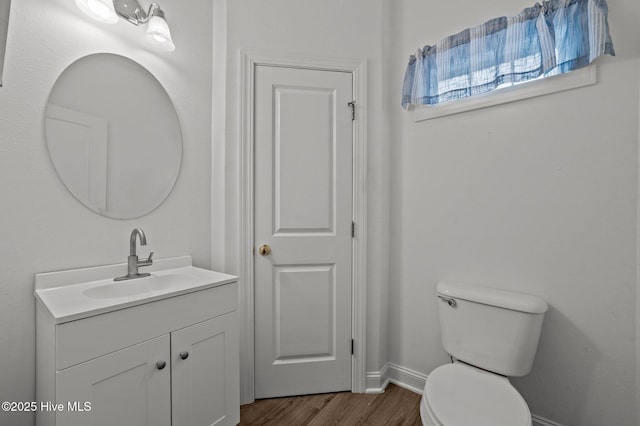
[[420, 362, 531, 426]]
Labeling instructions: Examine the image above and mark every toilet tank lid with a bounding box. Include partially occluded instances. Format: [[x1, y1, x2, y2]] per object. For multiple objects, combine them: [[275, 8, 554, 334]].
[[437, 282, 548, 314]]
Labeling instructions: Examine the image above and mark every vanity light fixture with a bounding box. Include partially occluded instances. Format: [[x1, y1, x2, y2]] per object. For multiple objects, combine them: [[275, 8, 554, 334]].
[[75, 0, 175, 52], [144, 7, 175, 51], [75, 0, 118, 24]]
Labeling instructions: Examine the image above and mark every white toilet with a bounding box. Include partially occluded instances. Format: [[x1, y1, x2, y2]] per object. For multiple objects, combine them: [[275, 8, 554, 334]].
[[420, 282, 548, 426]]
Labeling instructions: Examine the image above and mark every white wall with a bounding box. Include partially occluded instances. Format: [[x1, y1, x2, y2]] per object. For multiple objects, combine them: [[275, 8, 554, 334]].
[[388, 0, 640, 425], [0, 1, 213, 425], [218, 0, 391, 399]]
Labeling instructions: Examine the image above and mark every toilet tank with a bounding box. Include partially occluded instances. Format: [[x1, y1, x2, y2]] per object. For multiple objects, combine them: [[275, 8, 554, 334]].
[[437, 282, 548, 377]]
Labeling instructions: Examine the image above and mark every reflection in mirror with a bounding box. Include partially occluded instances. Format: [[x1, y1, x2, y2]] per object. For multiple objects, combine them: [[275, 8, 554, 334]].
[[0, 0, 10, 86], [45, 53, 182, 219]]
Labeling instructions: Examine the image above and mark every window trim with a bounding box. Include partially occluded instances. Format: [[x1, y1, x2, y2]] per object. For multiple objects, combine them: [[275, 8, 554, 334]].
[[412, 65, 596, 122]]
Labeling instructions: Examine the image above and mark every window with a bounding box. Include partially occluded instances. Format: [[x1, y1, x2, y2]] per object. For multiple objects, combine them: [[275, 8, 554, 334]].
[[401, 0, 615, 117]]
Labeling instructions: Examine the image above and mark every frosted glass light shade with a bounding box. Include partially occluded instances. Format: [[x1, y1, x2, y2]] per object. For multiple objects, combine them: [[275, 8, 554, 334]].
[[146, 15, 175, 52], [75, 0, 118, 24]]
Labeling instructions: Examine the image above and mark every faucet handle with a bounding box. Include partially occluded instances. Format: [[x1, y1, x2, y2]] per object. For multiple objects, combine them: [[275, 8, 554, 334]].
[[138, 251, 154, 268]]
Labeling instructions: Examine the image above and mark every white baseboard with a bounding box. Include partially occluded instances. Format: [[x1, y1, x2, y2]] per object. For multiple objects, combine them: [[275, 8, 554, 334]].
[[365, 363, 389, 393], [365, 363, 565, 426], [366, 362, 425, 395], [386, 362, 426, 394]]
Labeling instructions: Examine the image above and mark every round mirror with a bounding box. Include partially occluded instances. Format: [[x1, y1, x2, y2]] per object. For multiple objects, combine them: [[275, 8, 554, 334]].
[[45, 53, 182, 219]]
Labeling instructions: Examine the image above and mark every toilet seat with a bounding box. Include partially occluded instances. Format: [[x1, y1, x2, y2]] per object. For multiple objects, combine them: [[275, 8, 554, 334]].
[[422, 363, 531, 426]]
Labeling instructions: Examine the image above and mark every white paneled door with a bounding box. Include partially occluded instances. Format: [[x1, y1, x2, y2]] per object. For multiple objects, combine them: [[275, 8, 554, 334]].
[[254, 65, 353, 398]]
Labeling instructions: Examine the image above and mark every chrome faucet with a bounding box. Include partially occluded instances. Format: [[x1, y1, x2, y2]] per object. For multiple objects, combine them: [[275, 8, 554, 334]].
[[114, 228, 154, 281]]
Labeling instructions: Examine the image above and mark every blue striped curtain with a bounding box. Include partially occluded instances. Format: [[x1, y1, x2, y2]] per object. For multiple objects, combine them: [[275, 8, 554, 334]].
[[401, 0, 615, 109]]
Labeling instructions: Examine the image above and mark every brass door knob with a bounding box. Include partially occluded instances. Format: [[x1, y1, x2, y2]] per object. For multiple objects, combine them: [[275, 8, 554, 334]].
[[258, 244, 271, 256]]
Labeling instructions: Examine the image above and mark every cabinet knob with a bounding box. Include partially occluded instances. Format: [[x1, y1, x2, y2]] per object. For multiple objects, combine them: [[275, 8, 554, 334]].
[[156, 361, 166, 370], [180, 351, 189, 360]]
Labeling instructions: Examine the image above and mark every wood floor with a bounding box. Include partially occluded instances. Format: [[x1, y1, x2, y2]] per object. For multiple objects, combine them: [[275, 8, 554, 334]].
[[240, 384, 423, 425]]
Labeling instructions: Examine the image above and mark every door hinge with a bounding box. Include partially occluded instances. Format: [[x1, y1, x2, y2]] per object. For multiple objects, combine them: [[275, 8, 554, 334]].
[[347, 101, 356, 121], [351, 221, 355, 238], [351, 339, 355, 355]]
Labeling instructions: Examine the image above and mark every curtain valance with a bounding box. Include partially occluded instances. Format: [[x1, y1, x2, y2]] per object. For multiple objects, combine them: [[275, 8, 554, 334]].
[[401, 0, 615, 109]]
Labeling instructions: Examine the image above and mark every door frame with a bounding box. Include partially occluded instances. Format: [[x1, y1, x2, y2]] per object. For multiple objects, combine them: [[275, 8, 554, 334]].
[[239, 50, 367, 403]]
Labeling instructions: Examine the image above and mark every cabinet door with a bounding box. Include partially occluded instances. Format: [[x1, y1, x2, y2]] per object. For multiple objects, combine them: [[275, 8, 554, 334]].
[[171, 312, 239, 426], [56, 335, 171, 426]]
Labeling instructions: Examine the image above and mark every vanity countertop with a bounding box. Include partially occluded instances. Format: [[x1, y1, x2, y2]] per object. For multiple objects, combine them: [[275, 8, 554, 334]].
[[35, 256, 237, 324]]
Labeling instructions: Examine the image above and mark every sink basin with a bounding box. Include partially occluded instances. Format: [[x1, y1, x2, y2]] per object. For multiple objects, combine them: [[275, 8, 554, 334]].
[[83, 273, 199, 299]]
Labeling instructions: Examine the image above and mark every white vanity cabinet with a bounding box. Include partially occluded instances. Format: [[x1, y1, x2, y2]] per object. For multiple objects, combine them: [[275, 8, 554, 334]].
[[35, 257, 240, 426]]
